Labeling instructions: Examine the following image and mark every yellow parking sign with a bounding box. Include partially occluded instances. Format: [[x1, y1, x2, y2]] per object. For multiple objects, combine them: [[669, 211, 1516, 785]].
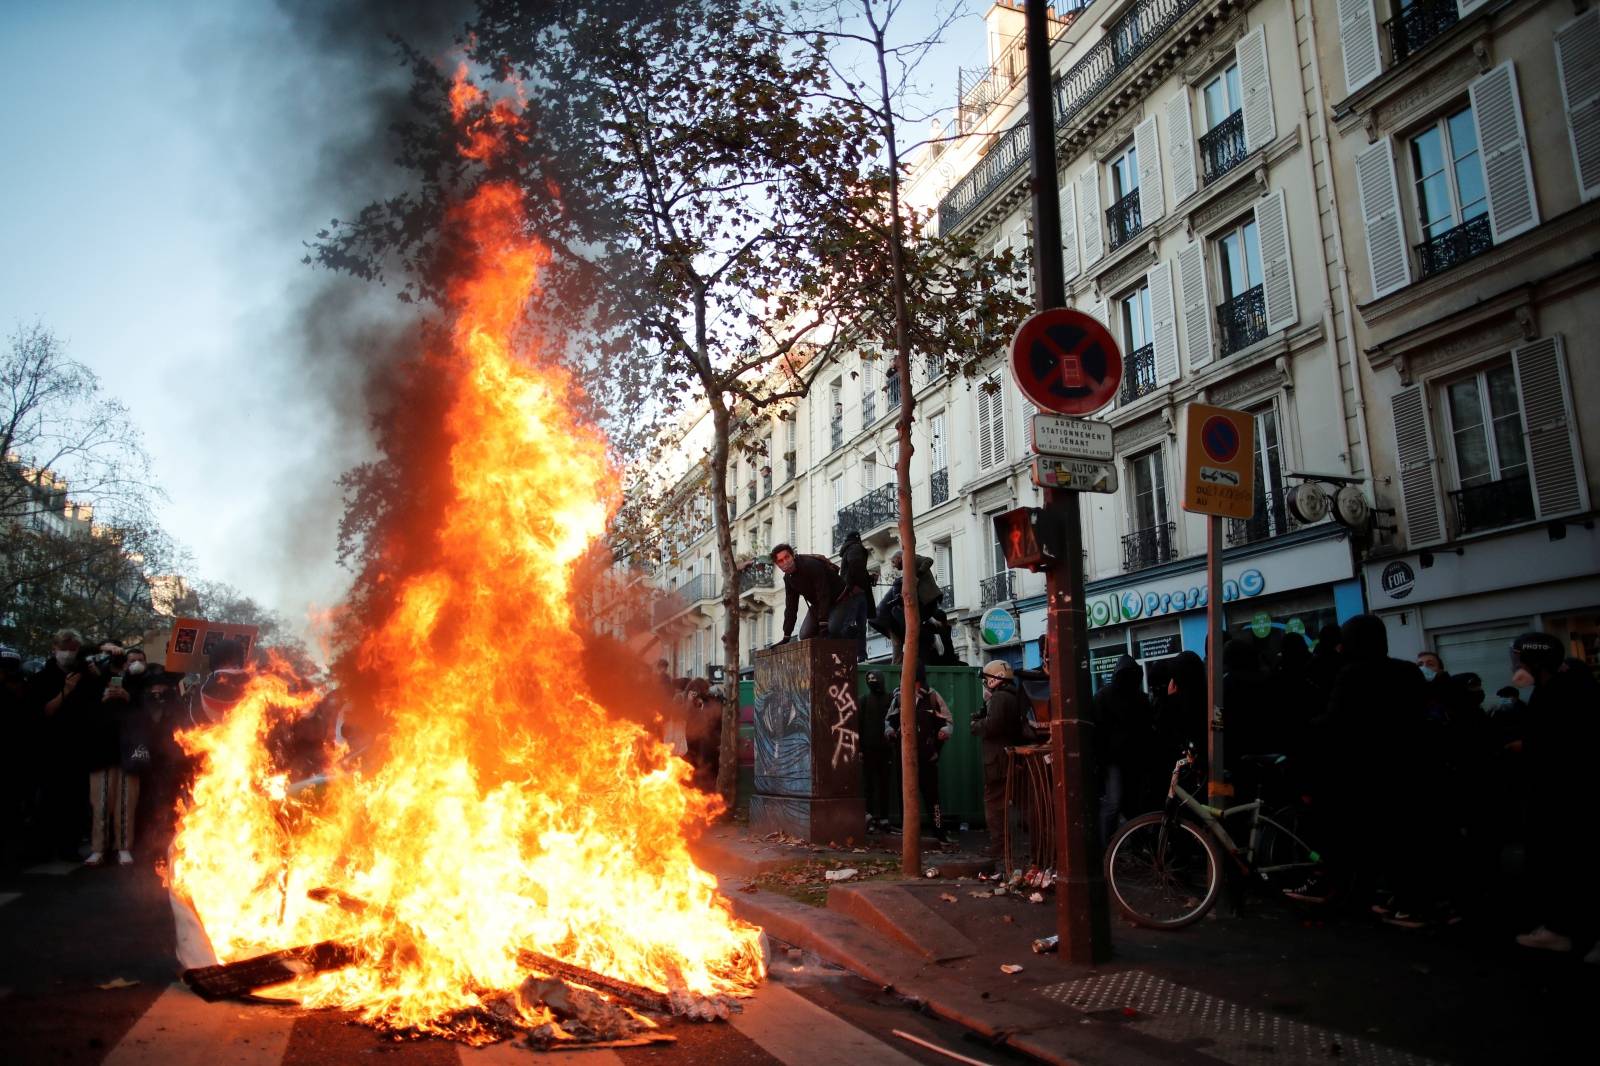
[[1182, 403, 1255, 518]]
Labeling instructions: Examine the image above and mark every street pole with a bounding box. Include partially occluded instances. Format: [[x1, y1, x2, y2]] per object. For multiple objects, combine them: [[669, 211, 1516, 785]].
[[1024, 0, 1111, 965], [1206, 514, 1227, 806]]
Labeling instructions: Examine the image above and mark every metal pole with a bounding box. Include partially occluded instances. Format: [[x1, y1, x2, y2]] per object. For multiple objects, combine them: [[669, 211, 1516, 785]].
[[1025, 0, 1111, 965], [1206, 514, 1227, 806]]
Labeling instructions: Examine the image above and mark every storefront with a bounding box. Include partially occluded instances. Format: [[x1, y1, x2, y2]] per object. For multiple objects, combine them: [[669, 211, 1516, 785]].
[[1363, 520, 1600, 694], [1017, 524, 1364, 691]]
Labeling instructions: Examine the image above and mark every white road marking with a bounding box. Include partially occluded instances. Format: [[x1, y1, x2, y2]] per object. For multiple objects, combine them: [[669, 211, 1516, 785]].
[[23, 861, 80, 876], [102, 983, 298, 1066], [731, 981, 925, 1066]]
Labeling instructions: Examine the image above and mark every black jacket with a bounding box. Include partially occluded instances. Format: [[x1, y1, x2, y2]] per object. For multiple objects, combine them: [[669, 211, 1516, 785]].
[[886, 686, 953, 765], [839, 536, 870, 597], [781, 554, 844, 636], [974, 680, 1026, 766]]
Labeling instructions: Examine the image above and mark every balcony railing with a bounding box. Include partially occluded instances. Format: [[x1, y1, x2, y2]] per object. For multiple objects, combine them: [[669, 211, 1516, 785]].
[[830, 418, 844, 452], [885, 372, 902, 411], [930, 467, 950, 507], [1121, 343, 1158, 404], [1122, 522, 1177, 571], [739, 561, 775, 593], [863, 393, 876, 425], [939, 0, 1202, 232], [1417, 213, 1492, 279], [651, 572, 716, 626], [1451, 473, 1535, 535], [832, 483, 899, 550], [1199, 109, 1246, 186], [1218, 283, 1267, 356], [1225, 490, 1290, 547], [1386, 0, 1459, 66], [1106, 187, 1143, 251], [979, 570, 1015, 608]]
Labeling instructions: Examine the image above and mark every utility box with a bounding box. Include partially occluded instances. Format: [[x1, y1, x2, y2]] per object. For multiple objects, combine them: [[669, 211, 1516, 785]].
[[749, 639, 864, 843]]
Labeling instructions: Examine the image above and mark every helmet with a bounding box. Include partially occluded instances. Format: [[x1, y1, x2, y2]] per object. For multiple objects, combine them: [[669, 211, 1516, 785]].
[[1512, 632, 1562, 674], [981, 660, 1014, 681]]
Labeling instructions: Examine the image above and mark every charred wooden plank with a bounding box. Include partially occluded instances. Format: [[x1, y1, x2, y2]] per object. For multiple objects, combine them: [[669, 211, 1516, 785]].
[[515, 951, 671, 1015], [182, 940, 356, 1001]]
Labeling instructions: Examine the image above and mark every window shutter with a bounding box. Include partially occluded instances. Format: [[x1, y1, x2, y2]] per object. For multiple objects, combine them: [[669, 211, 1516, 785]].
[[1236, 26, 1276, 152], [1254, 189, 1298, 333], [991, 373, 1007, 467], [1008, 221, 1032, 299], [1078, 169, 1104, 265], [1165, 90, 1198, 203], [1354, 138, 1412, 299], [1134, 115, 1165, 223], [1470, 62, 1539, 243], [1148, 261, 1180, 386], [1555, 10, 1600, 203], [931, 411, 947, 470], [1176, 240, 1214, 371], [1390, 384, 1446, 547], [1512, 336, 1589, 518], [978, 383, 997, 470], [1338, 0, 1383, 95], [1058, 182, 1080, 279], [1087, 299, 1109, 326]]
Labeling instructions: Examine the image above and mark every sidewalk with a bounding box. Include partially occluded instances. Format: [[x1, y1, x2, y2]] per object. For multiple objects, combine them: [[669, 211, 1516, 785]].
[[692, 824, 1595, 1065]]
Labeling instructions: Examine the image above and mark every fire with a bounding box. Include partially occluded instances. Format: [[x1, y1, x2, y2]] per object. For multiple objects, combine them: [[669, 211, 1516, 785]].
[[168, 68, 764, 1039]]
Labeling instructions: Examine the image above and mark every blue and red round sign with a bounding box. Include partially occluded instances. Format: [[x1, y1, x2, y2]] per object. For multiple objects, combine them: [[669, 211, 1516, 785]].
[[1009, 308, 1123, 416], [1200, 415, 1241, 463]]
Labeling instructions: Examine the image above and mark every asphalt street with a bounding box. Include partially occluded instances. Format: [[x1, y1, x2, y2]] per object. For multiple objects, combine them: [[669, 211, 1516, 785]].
[[0, 855, 1034, 1066]]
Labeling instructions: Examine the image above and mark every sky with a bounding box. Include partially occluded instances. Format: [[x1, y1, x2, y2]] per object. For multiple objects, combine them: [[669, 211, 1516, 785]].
[[0, 0, 988, 639]]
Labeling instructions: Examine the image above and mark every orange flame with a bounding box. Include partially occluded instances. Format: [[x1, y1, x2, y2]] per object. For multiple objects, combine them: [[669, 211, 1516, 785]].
[[169, 69, 763, 1038]]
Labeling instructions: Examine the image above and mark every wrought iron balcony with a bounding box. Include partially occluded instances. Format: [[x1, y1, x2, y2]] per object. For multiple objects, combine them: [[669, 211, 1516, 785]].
[[930, 467, 950, 507], [832, 483, 899, 550], [651, 572, 716, 627], [1122, 522, 1177, 571], [1199, 109, 1246, 186], [1121, 343, 1158, 404], [1416, 213, 1492, 279], [830, 417, 844, 452], [979, 570, 1015, 608], [1106, 187, 1143, 251], [939, 0, 1202, 232], [885, 371, 902, 411], [1218, 283, 1267, 357], [1386, 0, 1459, 66], [1226, 490, 1290, 547], [862, 393, 876, 425], [1451, 473, 1535, 536], [739, 560, 775, 594]]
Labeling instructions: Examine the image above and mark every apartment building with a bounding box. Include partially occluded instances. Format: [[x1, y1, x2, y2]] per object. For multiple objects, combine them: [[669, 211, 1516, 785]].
[[1314, 0, 1599, 682]]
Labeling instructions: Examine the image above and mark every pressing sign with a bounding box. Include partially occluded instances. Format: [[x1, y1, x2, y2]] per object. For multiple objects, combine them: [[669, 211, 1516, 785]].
[[1182, 403, 1255, 518]]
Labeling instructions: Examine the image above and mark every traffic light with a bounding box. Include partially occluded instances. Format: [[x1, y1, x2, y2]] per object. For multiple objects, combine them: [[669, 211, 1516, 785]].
[[993, 507, 1064, 572]]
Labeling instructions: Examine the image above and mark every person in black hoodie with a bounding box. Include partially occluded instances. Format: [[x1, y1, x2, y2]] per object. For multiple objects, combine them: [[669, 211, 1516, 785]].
[[1222, 635, 1271, 766], [830, 531, 872, 660], [857, 672, 895, 829], [1156, 650, 1206, 768], [1093, 655, 1152, 844], [771, 544, 844, 643]]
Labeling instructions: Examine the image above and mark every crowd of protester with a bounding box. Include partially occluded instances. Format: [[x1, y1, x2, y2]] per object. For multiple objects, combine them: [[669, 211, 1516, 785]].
[[654, 660, 725, 795]]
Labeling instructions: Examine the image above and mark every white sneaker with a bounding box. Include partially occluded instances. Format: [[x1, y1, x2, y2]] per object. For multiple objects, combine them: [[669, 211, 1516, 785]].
[[1515, 926, 1573, 952], [117, 850, 134, 866], [83, 852, 104, 867]]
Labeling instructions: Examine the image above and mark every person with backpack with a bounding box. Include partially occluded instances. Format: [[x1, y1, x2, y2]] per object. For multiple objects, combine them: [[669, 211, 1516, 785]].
[[771, 543, 845, 644], [885, 668, 954, 843]]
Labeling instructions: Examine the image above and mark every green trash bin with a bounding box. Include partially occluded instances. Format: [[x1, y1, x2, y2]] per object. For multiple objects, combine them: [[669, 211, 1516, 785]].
[[856, 664, 986, 829]]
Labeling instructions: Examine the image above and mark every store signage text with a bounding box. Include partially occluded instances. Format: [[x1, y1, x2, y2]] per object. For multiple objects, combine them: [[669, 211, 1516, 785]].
[[1088, 568, 1266, 629]]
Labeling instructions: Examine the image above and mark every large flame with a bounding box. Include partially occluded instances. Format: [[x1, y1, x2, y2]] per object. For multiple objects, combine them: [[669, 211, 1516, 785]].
[[168, 70, 763, 1037]]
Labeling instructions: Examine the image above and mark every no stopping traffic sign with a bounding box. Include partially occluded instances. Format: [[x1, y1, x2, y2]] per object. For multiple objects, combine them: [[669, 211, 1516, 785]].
[[1010, 308, 1123, 416]]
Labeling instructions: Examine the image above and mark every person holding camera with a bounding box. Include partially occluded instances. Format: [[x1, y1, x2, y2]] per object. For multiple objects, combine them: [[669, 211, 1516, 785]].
[[78, 643, 140, 866]]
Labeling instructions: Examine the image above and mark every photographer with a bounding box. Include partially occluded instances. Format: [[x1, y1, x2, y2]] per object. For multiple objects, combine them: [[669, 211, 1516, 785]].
[[82, 644, 138, 866]]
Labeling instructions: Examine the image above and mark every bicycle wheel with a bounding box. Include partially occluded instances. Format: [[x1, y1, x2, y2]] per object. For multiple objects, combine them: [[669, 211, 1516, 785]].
[[1105, 812, 1222, 929]]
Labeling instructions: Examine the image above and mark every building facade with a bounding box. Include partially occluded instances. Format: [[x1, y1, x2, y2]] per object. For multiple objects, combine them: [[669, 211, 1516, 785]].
[[1314, 0, 1599, 684]]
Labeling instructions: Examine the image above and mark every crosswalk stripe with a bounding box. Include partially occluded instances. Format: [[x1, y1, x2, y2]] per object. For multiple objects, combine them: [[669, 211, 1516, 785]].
[[102, 983, 297, 1066], [730, 981, 924, 1066], [458, 1041, 625, 1065]]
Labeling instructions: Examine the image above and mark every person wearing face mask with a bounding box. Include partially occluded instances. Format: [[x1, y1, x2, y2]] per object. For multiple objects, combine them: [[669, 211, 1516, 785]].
[[30, 629, 94, 862], [1510, 632, 1600, 962]]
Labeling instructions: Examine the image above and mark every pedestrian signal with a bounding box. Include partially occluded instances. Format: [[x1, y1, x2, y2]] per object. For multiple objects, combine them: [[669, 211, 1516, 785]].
[[993, 507, 1062, 572]]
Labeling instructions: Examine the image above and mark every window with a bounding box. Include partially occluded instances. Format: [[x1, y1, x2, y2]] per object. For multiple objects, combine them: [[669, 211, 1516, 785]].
[[760, 518, 773, 554], [1409, 106, 1490, 276], [1201, 64, 1241, 131], [1443, 364, 1533, 532], [1229, 406, 1289, 545], [933, 540, 953, 606], [829, 379, 844, 450], [786, 504, 797, 546], [1107, 143, 1143, 250], [861, 363, 876, 425], [831, 475, 844, 513], [1119, 284, 1153, 355], [863, 454, 877, 492], [1124, 450, 1174, 570], [1118, 283, 1157, 405], [1216, 217, 1266, 356], [784, 420, 797, 480], [929, 411, 949, 506], [1388, 0, 1461, 67], [981, 510, 1014, 607]]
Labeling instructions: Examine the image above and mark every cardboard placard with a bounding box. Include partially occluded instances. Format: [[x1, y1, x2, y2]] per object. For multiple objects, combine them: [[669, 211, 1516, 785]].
[[165, 618, 260, 675]]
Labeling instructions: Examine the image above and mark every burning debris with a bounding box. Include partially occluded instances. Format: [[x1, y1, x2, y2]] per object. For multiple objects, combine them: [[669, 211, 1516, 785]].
[[164, 66, 765, 1049]]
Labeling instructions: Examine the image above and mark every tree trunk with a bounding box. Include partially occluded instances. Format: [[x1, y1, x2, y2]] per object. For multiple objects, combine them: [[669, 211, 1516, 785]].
[[867, 14, 924, 879], [708, 398, 742, 810]]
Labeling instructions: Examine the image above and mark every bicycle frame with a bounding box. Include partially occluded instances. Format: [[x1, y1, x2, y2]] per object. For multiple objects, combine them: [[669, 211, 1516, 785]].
[[1159, 751, 1319, 878]]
